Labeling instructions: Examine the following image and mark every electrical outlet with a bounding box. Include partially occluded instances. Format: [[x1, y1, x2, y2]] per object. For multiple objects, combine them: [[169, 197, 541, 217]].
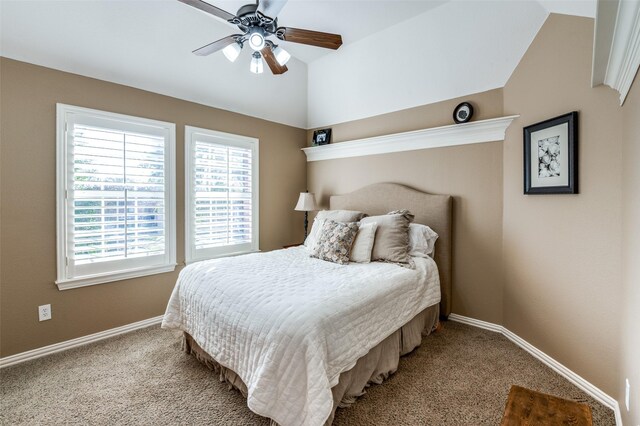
[[625, 378, 631, 412], [38, 304, 51, 321]]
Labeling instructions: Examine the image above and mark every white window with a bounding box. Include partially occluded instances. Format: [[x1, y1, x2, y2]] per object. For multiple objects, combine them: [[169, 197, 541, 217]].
[[56, 104, 176, 290], [185, 126, 259, 263]]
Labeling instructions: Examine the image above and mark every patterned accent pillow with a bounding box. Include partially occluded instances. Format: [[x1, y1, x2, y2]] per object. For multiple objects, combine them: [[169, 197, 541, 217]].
[[311, 220, 359, 265]]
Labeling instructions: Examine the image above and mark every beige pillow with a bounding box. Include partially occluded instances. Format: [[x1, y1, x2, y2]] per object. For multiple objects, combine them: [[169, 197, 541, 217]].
[[361, 212, 412, 264], [349, 222, 378, 263], [315, 209, 366, 223]]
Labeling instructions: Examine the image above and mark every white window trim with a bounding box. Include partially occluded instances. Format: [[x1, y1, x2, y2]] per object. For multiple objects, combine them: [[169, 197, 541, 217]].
[[185, 125, 259, 264], [56, 104, 177, 290]]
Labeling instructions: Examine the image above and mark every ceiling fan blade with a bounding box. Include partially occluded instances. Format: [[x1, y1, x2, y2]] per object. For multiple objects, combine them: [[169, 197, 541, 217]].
[[277, 27, 342, 50], [261, 46, 288, 75], [257, 0, 288, 18], [178, 0, 236, 21], [193, 35, 238, 56]]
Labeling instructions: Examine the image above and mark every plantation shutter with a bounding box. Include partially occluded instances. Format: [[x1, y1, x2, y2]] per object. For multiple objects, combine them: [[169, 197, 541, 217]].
[[186, 127, 259, 262], [57, 106, 176, 288]]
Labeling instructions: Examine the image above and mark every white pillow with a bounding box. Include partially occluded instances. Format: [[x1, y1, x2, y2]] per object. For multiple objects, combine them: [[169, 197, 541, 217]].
[[408, 223, 439, 258], [349, 222, 378, 263], [304, 218, 326, 251]]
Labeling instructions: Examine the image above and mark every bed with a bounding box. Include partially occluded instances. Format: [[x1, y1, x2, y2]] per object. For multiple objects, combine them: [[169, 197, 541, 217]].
[[162, 183, 452, 425]]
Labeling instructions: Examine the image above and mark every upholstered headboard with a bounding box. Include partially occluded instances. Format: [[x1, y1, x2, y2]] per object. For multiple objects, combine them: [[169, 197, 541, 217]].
[[330, 183, 453, 317]]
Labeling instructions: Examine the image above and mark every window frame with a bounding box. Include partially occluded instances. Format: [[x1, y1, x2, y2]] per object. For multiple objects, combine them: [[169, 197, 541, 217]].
[[56, 103, 177, 290], [184, 125, 259, 264]]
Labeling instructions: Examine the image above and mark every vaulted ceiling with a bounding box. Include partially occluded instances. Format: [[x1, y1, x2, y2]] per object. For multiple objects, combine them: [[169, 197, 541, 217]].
[[0, 0, 596, 128]]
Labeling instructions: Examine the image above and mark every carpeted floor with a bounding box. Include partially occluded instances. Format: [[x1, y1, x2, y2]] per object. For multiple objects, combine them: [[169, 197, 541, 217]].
[[0, 321, 615, 425]]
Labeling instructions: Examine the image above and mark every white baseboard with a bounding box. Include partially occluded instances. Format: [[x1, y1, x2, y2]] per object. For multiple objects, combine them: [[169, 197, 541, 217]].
[[448, 313, 623, 426], [0, 315, 164, 369], [447, 313, 503, 333]]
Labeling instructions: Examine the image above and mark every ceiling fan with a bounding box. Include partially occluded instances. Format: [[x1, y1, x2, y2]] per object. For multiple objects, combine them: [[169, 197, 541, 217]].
[[179, 0, 343, 75]]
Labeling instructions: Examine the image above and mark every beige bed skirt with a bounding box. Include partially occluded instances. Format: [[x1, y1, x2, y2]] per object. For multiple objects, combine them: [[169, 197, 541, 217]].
[[183, 303, 440, 425]]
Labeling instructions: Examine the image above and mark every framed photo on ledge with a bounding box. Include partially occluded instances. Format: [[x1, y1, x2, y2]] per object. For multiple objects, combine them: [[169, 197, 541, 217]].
[[523, 111, 578, 195], [312, 129, 331, 146]]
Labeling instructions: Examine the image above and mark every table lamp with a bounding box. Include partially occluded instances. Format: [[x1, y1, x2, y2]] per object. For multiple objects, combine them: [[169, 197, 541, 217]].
[[294, 192, 319, 238]]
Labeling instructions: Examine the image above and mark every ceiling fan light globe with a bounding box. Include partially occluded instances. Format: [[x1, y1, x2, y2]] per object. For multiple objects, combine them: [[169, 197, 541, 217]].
[[222, 42, 242, 62], [273, 46, 291, 66], [250, 55, 264, 74], [249, 32, 265, 51]]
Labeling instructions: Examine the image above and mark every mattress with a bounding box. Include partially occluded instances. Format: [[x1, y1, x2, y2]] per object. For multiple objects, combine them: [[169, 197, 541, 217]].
[[162, 246, 441, 426]]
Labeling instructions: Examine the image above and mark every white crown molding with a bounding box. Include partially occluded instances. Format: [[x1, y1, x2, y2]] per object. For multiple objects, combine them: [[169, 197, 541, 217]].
[[592, 0, 640, 105], [448, 313, 622, 425], [0, 315, 163, 368], [302, 115, 519, 162]]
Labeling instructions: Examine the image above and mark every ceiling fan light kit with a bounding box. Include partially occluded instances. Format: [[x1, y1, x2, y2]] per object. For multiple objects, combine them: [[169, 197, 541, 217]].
[[273, 45, 291, 66], [222, 42, 242, 62], [250, 52, 264, 74], [179, 0, 343, 75], [248, 29, 266, 51]]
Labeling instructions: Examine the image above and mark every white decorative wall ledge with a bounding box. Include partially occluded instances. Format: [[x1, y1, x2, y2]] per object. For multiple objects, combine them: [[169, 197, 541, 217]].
[[302, 115, 519, 162], [592, 0, 640, 105]]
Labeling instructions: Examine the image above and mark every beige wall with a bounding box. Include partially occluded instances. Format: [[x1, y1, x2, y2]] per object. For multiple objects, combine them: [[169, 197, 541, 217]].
[[0, 58, 307, 357], [307, 89, 504, 145], [307, 14, 633, 403], [620, 76, 640, 425], [502, 14, 623, 396], [307, 89, 506, 324]]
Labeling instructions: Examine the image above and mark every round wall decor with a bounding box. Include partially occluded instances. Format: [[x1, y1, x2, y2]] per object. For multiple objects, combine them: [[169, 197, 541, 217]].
[[453, 102, 474, 124]]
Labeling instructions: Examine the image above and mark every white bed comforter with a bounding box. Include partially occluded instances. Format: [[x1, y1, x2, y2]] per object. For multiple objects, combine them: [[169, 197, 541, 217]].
[[162, 246, 440, 426]]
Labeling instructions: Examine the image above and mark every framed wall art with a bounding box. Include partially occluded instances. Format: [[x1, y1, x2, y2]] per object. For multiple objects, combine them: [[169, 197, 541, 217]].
[[453, 102, 474, 124], [523, 111, 578, 195], [312, 128, 331, 146]]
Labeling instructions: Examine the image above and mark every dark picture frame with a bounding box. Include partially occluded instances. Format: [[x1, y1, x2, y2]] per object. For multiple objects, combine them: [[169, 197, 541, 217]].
[[524, 111, 578, 194], [453, 102, 474, 124], [312, 128, 332, 146]]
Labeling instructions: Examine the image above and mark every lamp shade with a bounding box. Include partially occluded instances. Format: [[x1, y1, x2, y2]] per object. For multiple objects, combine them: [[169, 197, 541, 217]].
[[250, 53, 264, 74], [294, 192, 319, 212], [222, 42, 242, 62], [273, 45, 291, 66]]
